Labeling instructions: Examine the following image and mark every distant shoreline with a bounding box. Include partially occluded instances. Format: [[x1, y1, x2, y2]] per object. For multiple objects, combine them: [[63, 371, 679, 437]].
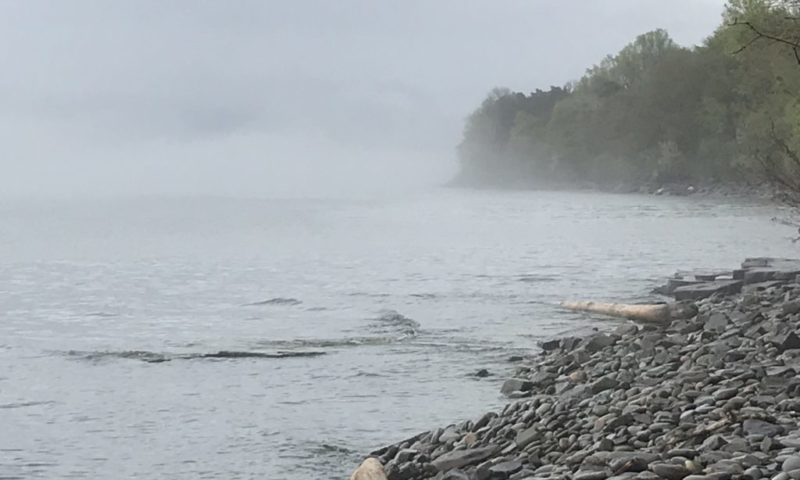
[[445, 177, 793, 205]]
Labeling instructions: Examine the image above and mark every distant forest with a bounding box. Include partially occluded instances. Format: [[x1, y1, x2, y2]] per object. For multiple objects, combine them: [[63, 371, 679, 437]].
[[454, 0, 800, 192]]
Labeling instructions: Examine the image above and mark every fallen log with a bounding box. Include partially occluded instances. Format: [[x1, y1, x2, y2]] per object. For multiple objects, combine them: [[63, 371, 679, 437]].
[[559, 300, 696, 324], [350, 458, 387, 480]]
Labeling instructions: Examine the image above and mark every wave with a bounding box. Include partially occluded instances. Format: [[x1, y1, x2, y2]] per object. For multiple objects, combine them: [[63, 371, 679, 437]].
[[244, 297, 302, 306], [65, 349, 325, 363], [255, 336, 403, 349], [0, 400, 56, 409], [347, 292, 391, 298], [369, 310, 420, 336], [518, 274, 558, 283], [252, 310, 420, 351], [409, 293, 437, 299]]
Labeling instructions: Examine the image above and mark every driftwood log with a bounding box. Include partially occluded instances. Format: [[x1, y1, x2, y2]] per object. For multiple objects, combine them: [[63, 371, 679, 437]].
[[350, 458, 387, 480], [559, 301, 696, 324]]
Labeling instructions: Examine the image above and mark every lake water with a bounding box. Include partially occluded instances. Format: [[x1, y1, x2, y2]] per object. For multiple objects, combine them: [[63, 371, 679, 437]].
[[1, 189, 797, 479]]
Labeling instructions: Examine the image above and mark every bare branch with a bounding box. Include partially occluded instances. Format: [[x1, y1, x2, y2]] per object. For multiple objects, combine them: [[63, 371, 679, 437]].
[[730, 18, 800, 64]]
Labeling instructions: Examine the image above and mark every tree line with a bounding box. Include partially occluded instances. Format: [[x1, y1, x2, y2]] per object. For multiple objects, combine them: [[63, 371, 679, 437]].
[[454, 0, 800, 192]]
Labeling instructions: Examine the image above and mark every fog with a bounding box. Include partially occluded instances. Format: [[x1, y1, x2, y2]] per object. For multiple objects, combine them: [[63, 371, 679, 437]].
[[0, 0, 725, 198]]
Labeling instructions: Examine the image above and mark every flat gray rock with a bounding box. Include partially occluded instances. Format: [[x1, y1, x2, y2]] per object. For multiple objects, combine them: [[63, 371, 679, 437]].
[[673, 280, 743, 300], [431, 445, 498, 472]]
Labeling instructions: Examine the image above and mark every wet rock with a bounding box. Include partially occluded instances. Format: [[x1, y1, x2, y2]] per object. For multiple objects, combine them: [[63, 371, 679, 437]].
[[500, 379, 533, 395], [475, 369, 491, 378]]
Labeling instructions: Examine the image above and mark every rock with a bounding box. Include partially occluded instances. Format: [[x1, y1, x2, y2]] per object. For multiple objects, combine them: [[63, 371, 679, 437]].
[[701, 434, 727, 450], [515, 426, 538, 449], [475, 369, 490, 378], [742, 467, 761, 480], [441, 471, 470, 480], [673, 280, 742, 301], [570, 369, 588, 383], [784, 301, 800, 315], [769, 332, 800, 353], [784, 456, 800, 473], [500, 378, 533, 395], [540, 339, 560, 351], [574, 470, 610, 480], [351, 458, 388, 480], [703, 313, 728, 332], [474, 412, 496, 430], [528, 370, 555, 387], [650, 463, 690, 480], [488, 460, 523, 478], [636, 472, 662, 480], [742, 418, 784, 437], [395, 449, 417, 463], [591, 375, 619, 394], [609, 455, 652, 473], [431, 446, 499, 472], [712, 387, 738, 401], [584, 333, 619, 352]]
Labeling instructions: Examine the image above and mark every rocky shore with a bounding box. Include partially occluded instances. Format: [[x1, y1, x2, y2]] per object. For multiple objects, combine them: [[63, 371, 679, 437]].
[[449, 179, 796, 205], [352, 258, 800, 480]]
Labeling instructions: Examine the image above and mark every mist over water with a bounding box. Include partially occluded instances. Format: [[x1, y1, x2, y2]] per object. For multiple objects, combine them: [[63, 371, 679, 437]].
[[2, 189, 797, 478], [0, 1, 725, 199], [0, 1, 755, 479]]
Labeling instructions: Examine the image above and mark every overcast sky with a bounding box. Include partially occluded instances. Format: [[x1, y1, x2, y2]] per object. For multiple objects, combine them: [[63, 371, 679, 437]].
[[0, 0, 726, 198]]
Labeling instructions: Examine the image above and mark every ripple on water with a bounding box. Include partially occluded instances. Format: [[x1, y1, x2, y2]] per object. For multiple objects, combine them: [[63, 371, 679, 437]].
[[63, 349, 326, 363], [243, 297, 303, 306]]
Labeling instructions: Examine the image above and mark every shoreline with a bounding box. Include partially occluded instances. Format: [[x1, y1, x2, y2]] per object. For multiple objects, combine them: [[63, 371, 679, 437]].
[[444, 178, 797, 207], [351, 257, 800, 480]]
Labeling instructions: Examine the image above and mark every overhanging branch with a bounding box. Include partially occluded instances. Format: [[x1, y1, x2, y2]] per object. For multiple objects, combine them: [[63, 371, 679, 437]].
[[730, 18, 800, 64]]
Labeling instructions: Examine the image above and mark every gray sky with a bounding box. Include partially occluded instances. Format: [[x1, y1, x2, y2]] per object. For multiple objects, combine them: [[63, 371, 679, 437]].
[[0, 0, 726, 198]]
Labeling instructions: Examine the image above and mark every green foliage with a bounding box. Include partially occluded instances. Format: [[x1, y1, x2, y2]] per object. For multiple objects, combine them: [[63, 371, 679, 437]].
[[455, 0, 800, 190]]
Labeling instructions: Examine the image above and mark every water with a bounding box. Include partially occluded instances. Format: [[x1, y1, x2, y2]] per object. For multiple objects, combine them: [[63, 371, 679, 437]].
[[1, 189, 797, 479]]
